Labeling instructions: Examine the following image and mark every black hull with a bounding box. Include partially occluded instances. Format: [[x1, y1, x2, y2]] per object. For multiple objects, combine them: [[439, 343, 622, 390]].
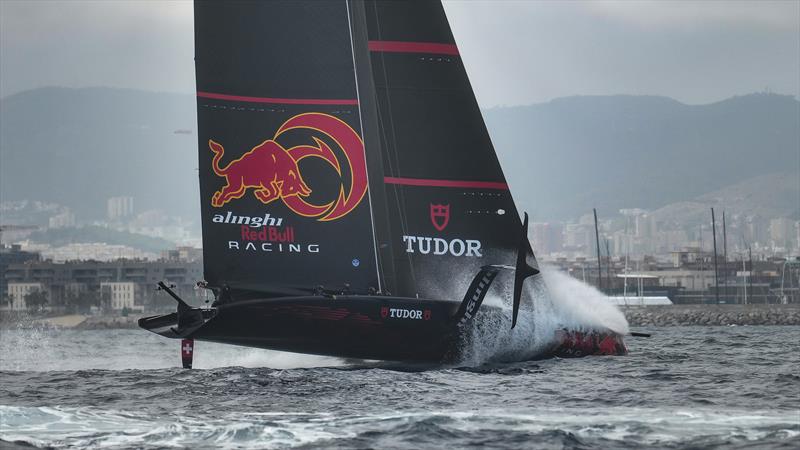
[[140, 295, 470, 362], [140, 294, 630, 363]]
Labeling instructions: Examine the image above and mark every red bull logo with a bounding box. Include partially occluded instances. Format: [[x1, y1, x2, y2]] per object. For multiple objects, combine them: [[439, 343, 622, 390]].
[[209, 112, 368, 221]]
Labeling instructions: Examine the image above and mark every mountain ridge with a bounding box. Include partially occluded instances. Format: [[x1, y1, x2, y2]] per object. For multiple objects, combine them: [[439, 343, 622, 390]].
[[1, 87, 797, 224], [484, 91, 799, 219]]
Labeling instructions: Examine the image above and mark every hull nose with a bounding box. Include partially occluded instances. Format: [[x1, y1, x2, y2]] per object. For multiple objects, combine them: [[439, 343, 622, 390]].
[[139, 312, 182, 338], [138, 308, 216, 339]]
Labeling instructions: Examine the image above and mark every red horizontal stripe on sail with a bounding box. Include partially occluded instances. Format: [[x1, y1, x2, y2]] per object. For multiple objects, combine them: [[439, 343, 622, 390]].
[[197, 91, 358, 106], [384, 176, 508, 190], [368, 40, 459, 56]]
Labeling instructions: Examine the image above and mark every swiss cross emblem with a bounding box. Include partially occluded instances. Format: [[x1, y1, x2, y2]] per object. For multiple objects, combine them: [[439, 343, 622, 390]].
[[430, 204, 450, 231], [380, 306, 389, 318], [423, 309, 432, 321], [181, 340, 193, 356]]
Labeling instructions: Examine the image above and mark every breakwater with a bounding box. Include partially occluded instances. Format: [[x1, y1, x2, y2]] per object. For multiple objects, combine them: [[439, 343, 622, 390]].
[[623, 304, 800, 327]]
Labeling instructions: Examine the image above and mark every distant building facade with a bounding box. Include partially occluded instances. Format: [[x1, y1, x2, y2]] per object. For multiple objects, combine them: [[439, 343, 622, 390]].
[[107, 196, 134, 221], [531, 222, 564, 255], [3, 257, 204, 313], [48, 210, 76, 228], [0, 244, 41, 306], [7, 282, 45, 310], [770, 218, 794, 249], [100, 282, 140, 311]]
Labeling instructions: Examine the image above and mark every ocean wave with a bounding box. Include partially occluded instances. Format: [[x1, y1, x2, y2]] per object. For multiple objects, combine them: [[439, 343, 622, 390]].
[[2, 405, 797, 450]]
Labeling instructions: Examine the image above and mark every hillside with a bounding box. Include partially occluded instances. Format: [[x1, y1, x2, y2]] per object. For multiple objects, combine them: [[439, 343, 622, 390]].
[[650, 171, 799, 227], [0, 87, 198, 221], [485, 93, 799, 219], [1, 88, 797, 224]]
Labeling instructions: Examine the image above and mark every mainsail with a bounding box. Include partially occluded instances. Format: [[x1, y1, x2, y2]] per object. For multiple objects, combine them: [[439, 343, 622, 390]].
[[195, 0, 533, 301], [353, 0, 530, 299], [195, 1, 380, 296]]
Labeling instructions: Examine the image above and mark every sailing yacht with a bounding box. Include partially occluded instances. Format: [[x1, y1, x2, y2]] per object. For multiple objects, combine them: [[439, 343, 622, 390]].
[[139, 0, 627, 366]]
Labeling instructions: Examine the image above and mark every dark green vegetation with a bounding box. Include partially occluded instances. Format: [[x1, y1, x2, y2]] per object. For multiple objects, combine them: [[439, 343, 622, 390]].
[[1, 88, 797, 222]]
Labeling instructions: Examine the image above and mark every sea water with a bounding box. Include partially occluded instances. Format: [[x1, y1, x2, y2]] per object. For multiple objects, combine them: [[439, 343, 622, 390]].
[[1, 270, 798, 449]]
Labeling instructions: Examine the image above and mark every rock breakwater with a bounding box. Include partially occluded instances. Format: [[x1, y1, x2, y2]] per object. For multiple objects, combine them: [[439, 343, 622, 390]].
[[623, 304, 800, 327]]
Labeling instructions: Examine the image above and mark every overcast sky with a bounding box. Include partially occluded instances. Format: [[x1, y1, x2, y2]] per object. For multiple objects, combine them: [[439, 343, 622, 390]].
[[1, 0, 798, 107]]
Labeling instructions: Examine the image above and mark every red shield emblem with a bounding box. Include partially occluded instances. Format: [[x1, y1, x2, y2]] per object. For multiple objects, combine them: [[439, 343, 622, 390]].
[[430, 204, 450, 231], [380, 306, 389, 318], [423, 309, 432, 321]]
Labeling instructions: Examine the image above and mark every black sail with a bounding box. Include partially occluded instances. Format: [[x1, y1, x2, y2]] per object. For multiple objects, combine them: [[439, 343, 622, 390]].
[[195, 1, 381, 296], [352, 0, 534, 299], [138, 0, 619, 365]]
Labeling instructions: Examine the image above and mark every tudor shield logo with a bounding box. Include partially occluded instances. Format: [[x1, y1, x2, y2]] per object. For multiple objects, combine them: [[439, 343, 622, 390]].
[[209, 113, 368, 221], [430, 204, 450, 231], [401, 202, 482, 258]]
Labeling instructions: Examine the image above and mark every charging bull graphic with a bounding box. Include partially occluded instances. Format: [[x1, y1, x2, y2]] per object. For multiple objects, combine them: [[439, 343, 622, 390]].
[[210, 139, 311, 207], [209, 112, 368, 221]]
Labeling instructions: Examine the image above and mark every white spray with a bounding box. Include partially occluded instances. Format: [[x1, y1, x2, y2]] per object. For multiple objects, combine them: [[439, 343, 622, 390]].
[[539, 266, 629, 334], [458, 264, 629, 365]]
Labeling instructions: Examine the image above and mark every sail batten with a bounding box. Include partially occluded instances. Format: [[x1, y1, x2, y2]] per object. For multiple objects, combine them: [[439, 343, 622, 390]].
[[367, 40, 460, 55], [197, 91, 360, 106], [384, 177, 510, 190]]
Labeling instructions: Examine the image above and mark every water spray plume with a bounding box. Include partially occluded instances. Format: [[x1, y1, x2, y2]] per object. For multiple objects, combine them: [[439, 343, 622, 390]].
[[459, 264, 629, 365], [539, 266, 629, 335]]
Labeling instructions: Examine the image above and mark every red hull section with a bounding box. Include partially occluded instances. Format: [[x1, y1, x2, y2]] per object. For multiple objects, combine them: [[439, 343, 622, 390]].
[[551, 329, 628, 357]]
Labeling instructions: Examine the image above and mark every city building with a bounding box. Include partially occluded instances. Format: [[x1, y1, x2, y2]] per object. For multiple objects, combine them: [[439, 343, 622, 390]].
[[670, 247, 712, 268], [7, 282, 45, 311], [3, 257, 204, 313], [107, 196, 134, 221], [48, 210, 76, 228], [531, 222, 564, 255], [0, 244, 40, 305], [770, 218, 794, 249], [100, 282, 140, 311], [161, 246, 203, 262]]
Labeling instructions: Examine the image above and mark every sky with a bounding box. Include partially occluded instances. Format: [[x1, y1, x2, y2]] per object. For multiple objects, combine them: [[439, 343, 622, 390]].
[[1, 0, 798, 107]]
